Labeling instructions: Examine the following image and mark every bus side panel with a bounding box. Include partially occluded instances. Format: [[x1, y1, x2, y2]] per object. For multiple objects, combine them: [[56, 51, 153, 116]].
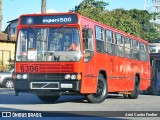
[[107, 56, 134, 92], [105, 55, 125, 92], [80, 18, 98, 94], [124, 59, 134, 91], [113, 56, 127, 91], [105, 55, 115, 92], [80, 76, 97, 93], [139, 62, 151, 90], [81, 60, 97, 94]]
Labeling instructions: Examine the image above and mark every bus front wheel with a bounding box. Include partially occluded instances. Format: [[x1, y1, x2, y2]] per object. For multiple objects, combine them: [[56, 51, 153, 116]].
[[85, 75, 108, 103], [37, 95, 60, 103]]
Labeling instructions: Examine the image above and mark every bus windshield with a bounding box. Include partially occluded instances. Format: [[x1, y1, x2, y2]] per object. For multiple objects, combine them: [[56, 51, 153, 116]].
[[16, 27, 81, 62]]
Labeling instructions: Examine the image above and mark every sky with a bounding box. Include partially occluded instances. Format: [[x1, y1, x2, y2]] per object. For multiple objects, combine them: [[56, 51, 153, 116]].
[[2, 0, 145, 31]]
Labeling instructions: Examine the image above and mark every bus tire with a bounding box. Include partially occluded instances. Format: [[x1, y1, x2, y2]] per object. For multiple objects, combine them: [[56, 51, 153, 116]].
[[123, 94, 129, 99], [129, 76, 139, 99], [85, 74, 108, 103], [37, 95, 60, 103]]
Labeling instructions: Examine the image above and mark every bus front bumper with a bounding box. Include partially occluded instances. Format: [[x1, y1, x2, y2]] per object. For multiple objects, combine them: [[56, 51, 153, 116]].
[[14, 80, 81, 94]]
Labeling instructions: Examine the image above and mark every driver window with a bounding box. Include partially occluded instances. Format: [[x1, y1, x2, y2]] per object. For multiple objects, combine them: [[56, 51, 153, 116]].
[[83, 29, 94, 51], [83, 28, 94, 62]]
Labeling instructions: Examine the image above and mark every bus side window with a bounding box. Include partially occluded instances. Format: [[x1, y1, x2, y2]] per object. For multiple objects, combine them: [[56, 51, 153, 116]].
[[95, 26, 105, 53], [106, 30, 115, 55], [83, 28, 94, 51], [125, 37, 132, 59], [115, 33, 124, 57], [133, 40, 140, 60]]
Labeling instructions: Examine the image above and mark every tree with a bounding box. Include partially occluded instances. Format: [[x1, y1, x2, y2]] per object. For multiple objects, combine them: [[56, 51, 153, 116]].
[[41, 0, 46, 13], [70, 0, 160, 42], [71, 0, 108, 15], [108, 9, 142, 37]]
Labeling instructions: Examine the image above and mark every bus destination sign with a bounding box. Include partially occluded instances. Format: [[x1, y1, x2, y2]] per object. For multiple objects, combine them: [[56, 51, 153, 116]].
[[20, 14, 78, 25]]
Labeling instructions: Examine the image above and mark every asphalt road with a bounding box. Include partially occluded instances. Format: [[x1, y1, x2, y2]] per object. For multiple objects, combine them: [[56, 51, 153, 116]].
[[0, 88, 160, 120]]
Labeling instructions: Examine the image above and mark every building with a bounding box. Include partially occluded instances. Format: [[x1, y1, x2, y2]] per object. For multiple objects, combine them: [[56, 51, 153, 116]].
[[0, 19, 17, 71], [149, 43, 160, 94], [149, 43, 160, 53], [4, 19, 18, 36]]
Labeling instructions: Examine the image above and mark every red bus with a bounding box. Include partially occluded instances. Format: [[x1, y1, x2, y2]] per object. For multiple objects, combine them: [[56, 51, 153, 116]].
[[14, 12, 150, 103]]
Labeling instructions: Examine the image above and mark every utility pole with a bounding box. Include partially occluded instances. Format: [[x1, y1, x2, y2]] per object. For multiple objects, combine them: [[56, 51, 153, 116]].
[[41, 0, 46, 13], [0, 0, 2, 33]]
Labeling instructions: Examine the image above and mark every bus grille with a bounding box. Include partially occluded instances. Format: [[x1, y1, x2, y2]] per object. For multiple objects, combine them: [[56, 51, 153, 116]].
[[29, 73, 65, 81], [30, 82, 59, 89]]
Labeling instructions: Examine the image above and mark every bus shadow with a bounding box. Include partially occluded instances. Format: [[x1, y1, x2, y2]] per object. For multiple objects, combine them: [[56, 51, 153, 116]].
[[53, 94, 124, 104], [107, 94, 124, 99], [0, 88, 127, 104]]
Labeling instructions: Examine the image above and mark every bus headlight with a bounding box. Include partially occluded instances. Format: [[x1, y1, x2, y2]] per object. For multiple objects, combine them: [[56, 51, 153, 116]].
[[17, 74, 22, 79], [71, 74, 76, 80], [22, 74, 28, 79], [64, 74, 81, 80], [64, 74, 71, 79]]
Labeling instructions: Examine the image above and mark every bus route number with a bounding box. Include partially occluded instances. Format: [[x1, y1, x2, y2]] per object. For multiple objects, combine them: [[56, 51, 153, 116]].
[[20, 65, 39, 72]]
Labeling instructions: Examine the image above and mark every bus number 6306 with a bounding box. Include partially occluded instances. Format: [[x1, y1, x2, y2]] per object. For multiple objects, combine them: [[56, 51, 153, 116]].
[[20, 65, 39, 72]]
